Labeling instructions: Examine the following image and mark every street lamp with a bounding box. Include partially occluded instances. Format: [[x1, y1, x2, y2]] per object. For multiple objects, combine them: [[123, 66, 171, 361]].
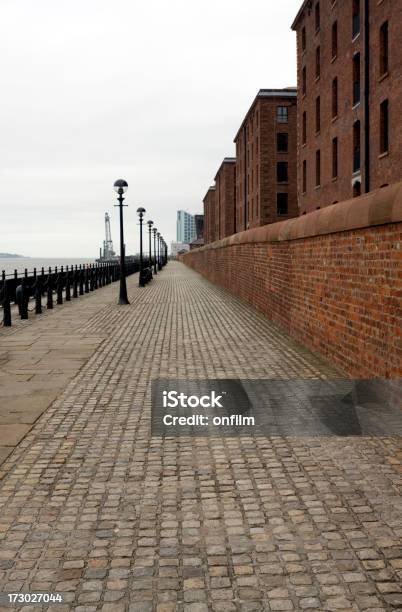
[[152, 228, 158, 275], [147, 220, 153, 277], [137, 207, 146, 287], [161, 238, 165, 267], [163, 240, 167, 265], [160, 237, 165, 268], [114, 179, 129, 305], [157, 232, 162, 271]]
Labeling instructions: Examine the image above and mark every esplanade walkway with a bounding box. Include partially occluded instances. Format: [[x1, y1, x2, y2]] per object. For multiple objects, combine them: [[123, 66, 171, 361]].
[[0, 262, 401, 611]]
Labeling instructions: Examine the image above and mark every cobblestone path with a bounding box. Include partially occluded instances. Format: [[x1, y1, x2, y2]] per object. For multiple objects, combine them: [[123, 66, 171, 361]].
[[0, 262, 401, 612]]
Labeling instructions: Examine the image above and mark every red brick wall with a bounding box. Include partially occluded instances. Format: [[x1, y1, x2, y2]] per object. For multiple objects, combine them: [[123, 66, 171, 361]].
[[203, 187, 216, 244], [181, 182, 402, 378], [294, 0, 402, 213], [370, 0, 402, 190], [216, 161, 236, 239]]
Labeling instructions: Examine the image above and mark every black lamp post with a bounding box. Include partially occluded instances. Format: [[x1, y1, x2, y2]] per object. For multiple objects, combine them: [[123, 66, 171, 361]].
[[152, 228, 158, 275], [161, 238, 165, 267], [147, 220, 153, 275], [157, 232, 162, 270], [137, 207, 146, 287], [114, 179, 129, 305], [160, 237, 165, 268]]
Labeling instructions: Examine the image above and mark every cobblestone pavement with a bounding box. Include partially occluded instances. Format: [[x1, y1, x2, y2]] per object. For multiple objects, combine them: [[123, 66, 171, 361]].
[[0, 262, 401, 612]]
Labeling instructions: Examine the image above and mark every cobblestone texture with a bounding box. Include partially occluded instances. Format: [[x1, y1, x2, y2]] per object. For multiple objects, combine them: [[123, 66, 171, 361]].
[[0, 262, 401, 611]]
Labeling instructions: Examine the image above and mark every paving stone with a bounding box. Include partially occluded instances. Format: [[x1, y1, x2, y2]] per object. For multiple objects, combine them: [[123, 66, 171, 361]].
[[0, 262, 401, 612]]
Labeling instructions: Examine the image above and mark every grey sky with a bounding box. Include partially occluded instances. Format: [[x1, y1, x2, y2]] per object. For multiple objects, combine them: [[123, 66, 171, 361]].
[[0, 0, 297, 257]]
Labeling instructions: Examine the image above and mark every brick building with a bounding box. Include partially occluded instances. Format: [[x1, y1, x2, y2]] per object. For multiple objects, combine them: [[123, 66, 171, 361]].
[[194, 214, 204, 240], [203, 186, 216, 244], [292, 0, 402, 213], [234, 88, 298, 231], [214, 158, 236, 239]]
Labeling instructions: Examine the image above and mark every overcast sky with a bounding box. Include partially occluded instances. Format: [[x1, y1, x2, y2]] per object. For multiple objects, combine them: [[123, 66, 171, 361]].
[[0, 0, 297, 257]]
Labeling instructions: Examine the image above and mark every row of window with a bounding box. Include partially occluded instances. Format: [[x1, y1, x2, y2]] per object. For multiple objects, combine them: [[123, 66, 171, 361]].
[[301, 21, 389, 98], [237, 106, 289, 160], [237, 159, 289, 197], [240, 192, 289, 220], [302, 67, 389, 148], [301, 0, 360, 48], [241, 106, 289, 146], [302, 99, 389, 192]]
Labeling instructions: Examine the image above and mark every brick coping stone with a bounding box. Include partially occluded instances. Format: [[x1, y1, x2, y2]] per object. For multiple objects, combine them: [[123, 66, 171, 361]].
[[196, 180, 402, 248]]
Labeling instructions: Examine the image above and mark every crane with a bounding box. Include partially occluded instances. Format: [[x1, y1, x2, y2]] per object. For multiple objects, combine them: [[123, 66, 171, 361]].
[[102, 212, 115, 260]]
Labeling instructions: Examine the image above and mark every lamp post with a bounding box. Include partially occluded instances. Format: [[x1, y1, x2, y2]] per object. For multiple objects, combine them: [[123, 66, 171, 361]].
[[161, 238, 165, 267], [147, 220, 153, 276], [157, 232, 161, 270], [114, 179, 129, 305], [137, 207, 146, 287], [160, 237, 165, 268], [152, 228, 158, 275]]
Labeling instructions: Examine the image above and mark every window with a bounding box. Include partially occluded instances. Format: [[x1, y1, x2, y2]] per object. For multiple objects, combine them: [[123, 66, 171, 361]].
[[316, 46, 321, 78], [315, 150, 321, 186], [315, 96, 321, 132], [353, 0, 360, 38], [302, 26, 306, 51], [302, 112, 307, 144], [277, 133, 288, 152], [277, 106, 288, 123], [332, 21, 338, 58], [353, 181, 361, 197], [277, 162, 288, 183], [315, 2, 320, 31], [380, 99, 389, 153], [380, 21, 389, 75], [332, 78, 338, 117], [353, 53, 360, 105], [332, 137, 338, 178], [302, 160, 307, 193], [353, 120, 361, 172], [277, 193, 288, 215], [302, 66, 307, 95]]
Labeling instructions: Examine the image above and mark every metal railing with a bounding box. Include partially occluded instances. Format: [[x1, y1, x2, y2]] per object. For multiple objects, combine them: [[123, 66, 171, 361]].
[[0, 259, 149, 327]]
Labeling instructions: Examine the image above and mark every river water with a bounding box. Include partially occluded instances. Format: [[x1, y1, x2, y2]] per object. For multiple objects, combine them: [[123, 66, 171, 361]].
[[0, 257, 96, 277]]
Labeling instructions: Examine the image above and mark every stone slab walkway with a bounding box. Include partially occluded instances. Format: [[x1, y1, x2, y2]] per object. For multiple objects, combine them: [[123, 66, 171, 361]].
[[0, 262, 401, 612]]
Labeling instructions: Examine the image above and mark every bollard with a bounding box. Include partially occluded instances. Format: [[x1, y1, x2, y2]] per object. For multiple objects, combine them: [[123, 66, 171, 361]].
[[47, 268, 53, 309], [1, 273, 12, 327], [73, 266, 78, 298], [79, 266, 84, 295], [16, 278, 29, 319], [34, 269, 42, 315], [41, 268, 45, 297], [65, 266, 71, 301], [56, 270, 63, 305], [89, 266, 94, 292], [84, 266, 90, 293]]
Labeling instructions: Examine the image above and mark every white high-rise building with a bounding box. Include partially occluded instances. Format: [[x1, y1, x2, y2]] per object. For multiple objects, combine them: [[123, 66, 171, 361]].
[[176, 210, 196, 244]]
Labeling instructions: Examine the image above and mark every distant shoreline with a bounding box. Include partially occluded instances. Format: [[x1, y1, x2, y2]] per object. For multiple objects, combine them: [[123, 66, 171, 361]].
[[0, 253, 25, 258]]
